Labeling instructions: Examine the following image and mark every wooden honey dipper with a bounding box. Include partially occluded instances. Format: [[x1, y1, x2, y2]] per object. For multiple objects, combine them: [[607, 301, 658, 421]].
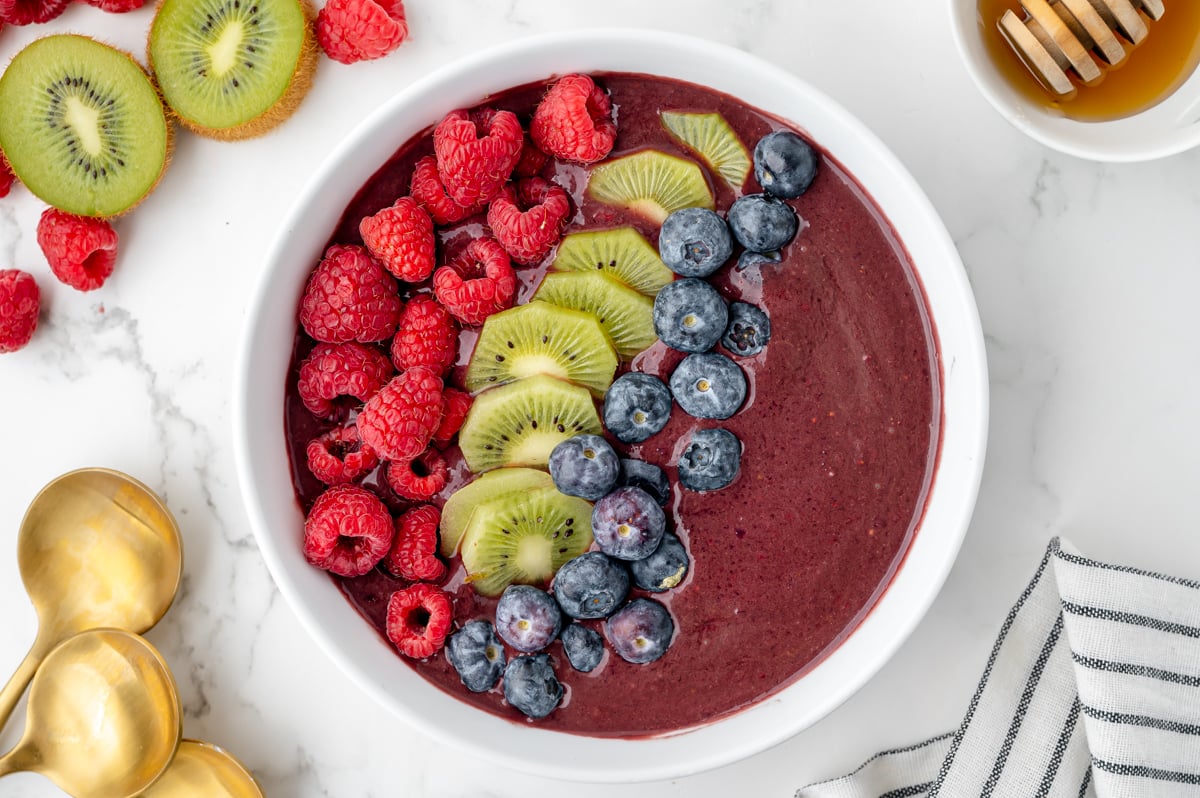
[[998, 0, 1165, 95]]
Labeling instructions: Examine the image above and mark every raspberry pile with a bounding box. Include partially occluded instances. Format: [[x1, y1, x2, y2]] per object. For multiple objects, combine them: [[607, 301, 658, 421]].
[[295, 74, 621, 662]]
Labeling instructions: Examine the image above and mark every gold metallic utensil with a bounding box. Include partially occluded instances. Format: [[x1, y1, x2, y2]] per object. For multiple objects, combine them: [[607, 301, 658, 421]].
[[0, 628, 182, 797], [139, 739, 265, 798], [0, 468, 183, 731]]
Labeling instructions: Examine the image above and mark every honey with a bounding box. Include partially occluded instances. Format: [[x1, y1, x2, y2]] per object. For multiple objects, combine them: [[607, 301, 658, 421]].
[[977, 0, 1200, 120]]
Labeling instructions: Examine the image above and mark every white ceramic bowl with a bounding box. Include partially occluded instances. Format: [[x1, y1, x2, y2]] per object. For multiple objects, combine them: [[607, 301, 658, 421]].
[[234, 29, 988, 782], [949, 0, 1200, 161]]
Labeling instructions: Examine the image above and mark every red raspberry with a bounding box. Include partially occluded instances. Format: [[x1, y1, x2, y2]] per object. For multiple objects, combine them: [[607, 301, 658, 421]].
[[81, 0, 147, 12], [306, 424, 380, 485], [386, 582, 453, 658], [409, 156, 482, 226], [431, 237, 516, 326], [0, 270, 39, 354], [487, 177, 571, 266], [385, 448, 448, 502], [300, 244, 402, 344], [433, 108, 523, 208], [303, 484, 394, 577], [317, 0, 408, 64], [36, 209, 118, 292], [296, 341, 393, 418], [356, 367, 443, 461], [530, 74, 617, 164], [384, 504, 446, 581], [390, 294, 457, 376], [0, 0, 69, 24], [433, 388, 472, 445], [360, 197, 435, 283], [513, 133, 549, 178], [0, 151, 14, 198]]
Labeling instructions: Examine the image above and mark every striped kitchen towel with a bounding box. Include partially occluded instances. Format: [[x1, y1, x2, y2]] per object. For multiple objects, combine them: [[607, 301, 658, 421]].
[[797, 537, 1200, 798]]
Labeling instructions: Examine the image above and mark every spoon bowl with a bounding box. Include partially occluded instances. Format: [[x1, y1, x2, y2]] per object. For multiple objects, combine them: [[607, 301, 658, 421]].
[[0, 629, 182, 797], [140, 739, 264, 798], [0, 468, 183, 730]]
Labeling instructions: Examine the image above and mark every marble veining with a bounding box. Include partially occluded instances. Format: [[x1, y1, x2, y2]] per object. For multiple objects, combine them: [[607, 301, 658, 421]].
[[2, 2, 1200, 796]]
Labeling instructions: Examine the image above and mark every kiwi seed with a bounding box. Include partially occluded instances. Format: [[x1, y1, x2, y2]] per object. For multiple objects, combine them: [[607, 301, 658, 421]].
[[0, 35, 172, 218]]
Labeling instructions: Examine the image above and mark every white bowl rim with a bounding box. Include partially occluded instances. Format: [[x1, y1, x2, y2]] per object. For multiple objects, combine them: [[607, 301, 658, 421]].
[[234, 27, 989, 783], [947, 0, 1200, 162]]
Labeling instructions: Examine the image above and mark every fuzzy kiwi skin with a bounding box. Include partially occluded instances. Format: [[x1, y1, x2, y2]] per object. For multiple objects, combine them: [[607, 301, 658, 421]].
[[0, 35, 174, 218], [146, 0, 318, 142]]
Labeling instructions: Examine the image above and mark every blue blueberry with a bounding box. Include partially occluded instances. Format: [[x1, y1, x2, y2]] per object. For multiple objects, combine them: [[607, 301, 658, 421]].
[[445, 619, 505, 692], [737, 249, 782, 272], [560, 623, 605, 673], [603, 372, 672, 444], [495, 585, 562, 653], [552, 551, 630, 619], [591, 486, 666, 561], [653, 277, 729, 353], [629, 532, 690, 592], [669, 352, 746, 420], [721, 301, 771, 357], [618, 458, 670, 506], [754, 130, 818, 199], [728, 194, 798, 253], [503, 654, 563, 718], [658, 207, 733, 278], [677, 427, 742, 492], [548, 434, 619, 500], [604, 599, 675, 664]]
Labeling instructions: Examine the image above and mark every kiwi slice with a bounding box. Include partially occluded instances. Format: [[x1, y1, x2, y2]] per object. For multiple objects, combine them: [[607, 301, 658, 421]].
[[0, 35, 171, 218], [465, 301, 618, 397], [440, 467, 555, 558], [552, 227, 674, 297], [148, 0, 317, 140], [458, 374, 603, 473], [533, 271, 656, 359], [661, 110, 751, 190], [586, 149, 713, 225], [459, 486, 594, 597]]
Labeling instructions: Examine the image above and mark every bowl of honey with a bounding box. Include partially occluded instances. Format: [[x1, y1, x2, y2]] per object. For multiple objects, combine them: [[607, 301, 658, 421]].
[[950, 0, 1200, 160]]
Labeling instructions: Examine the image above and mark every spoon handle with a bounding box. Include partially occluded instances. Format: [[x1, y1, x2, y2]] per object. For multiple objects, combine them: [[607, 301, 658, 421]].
[[0, 643, 41, 733]]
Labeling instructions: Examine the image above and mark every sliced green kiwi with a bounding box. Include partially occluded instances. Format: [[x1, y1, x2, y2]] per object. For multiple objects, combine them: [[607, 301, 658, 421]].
[[458, 374, 603, 473], [0, 35, 171, 218], [459, 486, 594, 597], [533, 271, 656, 359], [439, 467, 555, 558], [465, 301, 618, 397], [661, 110, 752, 190], [586, 149, 713, 225], [148, 0, 317, 140], [552, 227, 674, 297]]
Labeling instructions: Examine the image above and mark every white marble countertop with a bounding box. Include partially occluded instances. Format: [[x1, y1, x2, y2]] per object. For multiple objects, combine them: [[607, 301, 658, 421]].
[[2, 2, 1199, 795]]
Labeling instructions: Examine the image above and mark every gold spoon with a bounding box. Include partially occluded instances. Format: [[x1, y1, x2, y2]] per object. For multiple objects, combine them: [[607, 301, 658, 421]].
[[139, 739, 265, 797], [0, 467, 183, 731], [0, 628, 182, 797]]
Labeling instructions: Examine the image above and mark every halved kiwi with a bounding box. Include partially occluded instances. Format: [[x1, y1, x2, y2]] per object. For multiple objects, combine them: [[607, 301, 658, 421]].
[[532, 271, 656, 359], [661, 110, 752, 190], [464, 301, 618, 397], [439, 467, 555, 558], [0, 35, 171, 218], [552, 227, 674, 297], [457, 374, 602, 473], [459, 486, 594, 597], [586, 149, 713, 225], [148, 0, 317, 140]]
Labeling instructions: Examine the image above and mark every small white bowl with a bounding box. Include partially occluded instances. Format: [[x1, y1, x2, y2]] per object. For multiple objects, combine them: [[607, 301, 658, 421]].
[[234, 29, 988, 782], [949, 0, 1200, 161]]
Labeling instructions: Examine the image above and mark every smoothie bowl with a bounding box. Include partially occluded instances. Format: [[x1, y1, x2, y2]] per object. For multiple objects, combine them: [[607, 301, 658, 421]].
[[234, 29, 988, 781]]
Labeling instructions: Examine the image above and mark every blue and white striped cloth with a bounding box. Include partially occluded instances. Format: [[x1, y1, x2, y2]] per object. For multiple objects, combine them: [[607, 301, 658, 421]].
[[798, 538, 1200, 798]]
